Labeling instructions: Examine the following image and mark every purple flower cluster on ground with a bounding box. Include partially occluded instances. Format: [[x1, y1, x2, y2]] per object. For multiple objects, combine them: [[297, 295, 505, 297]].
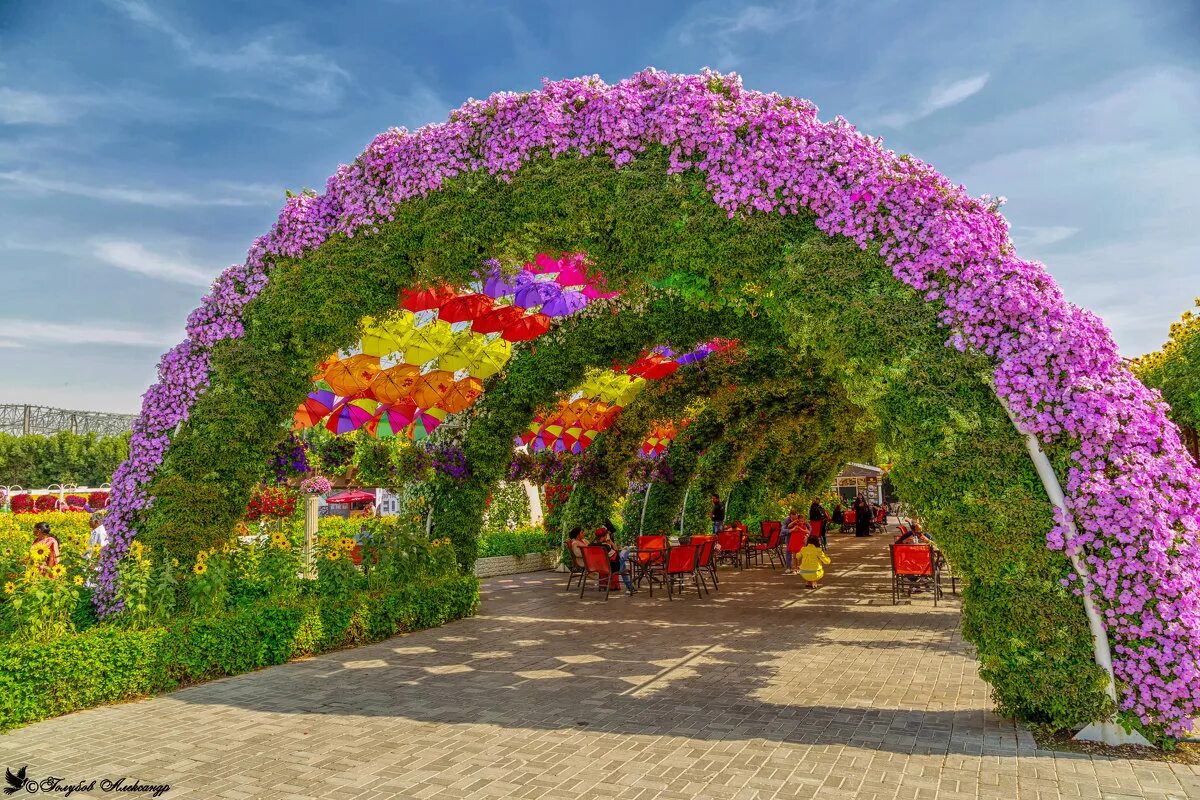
[[102, 69, 1200, 733]]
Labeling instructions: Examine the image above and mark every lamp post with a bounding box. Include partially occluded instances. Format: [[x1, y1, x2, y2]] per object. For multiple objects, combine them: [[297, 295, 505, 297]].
[[0, 485, 21, 513]]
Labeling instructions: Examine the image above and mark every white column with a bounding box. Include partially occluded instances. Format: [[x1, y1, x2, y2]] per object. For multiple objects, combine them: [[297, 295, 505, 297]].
[[998, 395, 1150, 746], [303, 494, 318, 578], [522, 480, 544, 526]]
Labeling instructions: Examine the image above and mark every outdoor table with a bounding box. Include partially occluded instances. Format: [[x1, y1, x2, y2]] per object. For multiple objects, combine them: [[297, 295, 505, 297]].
[[627, 543, 668, 593]]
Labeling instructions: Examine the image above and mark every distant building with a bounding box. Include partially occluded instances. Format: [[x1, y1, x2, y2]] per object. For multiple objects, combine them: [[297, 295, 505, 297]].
[[832, 463, 883, 505]]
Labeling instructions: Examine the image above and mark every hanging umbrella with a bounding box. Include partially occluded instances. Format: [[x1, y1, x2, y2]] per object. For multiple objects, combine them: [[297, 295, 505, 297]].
[[326, 397, 377, 435], [404, 320, 453, 365], [360, 316, 413, 357], [581, 281, 618, 300], [411, 370, 456, 409], [401, 285, 456, 312], [531, 253, 560, 274], [323, 354, 380, 396], [300, 384, 338, 419], [640, 358, 680, 380], [437, 330, 490, 373], [293, 403, 325, 430], [439, 293, 494, 323], [501, 313, 552, 342], [541, 289, 588, 317], [466, 337, 511, 379], [472, 304, 526, 334], [514, 281, 562, 309], [439, 376, 483, 413], [554, 258, 589, 287], [366, 400, 418, 438], [369, 363, 421, 404], [410, 407, 447, 440]]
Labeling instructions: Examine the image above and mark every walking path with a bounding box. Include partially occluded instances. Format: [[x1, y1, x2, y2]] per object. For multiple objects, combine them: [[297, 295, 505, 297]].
[[3, 532, 1198, 799]]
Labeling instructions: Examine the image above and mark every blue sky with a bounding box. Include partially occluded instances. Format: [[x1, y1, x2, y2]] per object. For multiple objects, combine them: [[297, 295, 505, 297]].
[[1, 0, 1197, 412]]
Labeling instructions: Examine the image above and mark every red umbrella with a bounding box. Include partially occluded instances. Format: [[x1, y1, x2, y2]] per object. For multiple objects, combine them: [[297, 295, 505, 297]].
[[401, 285, 456, 312], [439, 293, 494, 323], [640, 358, 680, 380], [501, 313, 552, 342], [472, 305, 526, 334], [326, 490, 376, 505]]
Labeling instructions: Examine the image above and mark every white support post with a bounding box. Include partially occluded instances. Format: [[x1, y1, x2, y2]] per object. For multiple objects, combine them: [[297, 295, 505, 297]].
[[639, 482, 653, 536], [522, 480, 544, 526], [998, 396, 1150, 746], [680, 485, 690, 538], [303, 494, 318, 579]]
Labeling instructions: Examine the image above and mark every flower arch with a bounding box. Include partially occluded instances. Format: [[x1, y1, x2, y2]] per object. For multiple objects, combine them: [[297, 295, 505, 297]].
[[103, 70, 1199, 737]]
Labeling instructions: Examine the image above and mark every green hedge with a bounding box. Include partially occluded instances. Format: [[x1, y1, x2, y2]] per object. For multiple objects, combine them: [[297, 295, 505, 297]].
[[0, 575, 478, 732], [476, 527, 556, 558]]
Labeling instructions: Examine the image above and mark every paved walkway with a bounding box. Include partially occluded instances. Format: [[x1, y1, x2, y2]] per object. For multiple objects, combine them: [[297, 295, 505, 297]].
[[3, 532, 1198, 799]]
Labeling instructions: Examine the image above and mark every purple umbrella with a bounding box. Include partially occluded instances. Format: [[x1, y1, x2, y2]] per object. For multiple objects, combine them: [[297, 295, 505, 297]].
[[514, 281, 562, 308], [541, 289, 588, 317]]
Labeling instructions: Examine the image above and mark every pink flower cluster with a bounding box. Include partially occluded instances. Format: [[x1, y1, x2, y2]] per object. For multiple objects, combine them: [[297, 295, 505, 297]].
[[103, 69, 1200, 734]]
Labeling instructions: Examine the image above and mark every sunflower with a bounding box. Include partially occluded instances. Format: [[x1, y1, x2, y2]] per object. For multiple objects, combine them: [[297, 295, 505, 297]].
[[22, 567, 39, 583], [29, 542, 50, 562], [171, 558, 180, 568], [193, 561, 208, 575], [73, 575, 84, 586], [340, 538, 355, 551], [129, 540, 146, 561], [196, 550, 209, 562], [49, 564, 66, 579], [325, 550, 340, 561], [2, 582, 14, 595]]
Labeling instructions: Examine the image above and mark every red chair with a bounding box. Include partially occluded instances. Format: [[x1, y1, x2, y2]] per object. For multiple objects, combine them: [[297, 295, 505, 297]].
[[747, 521, 783, 569], [841, 509, 856, 534], [580, 545, 615, 600], [634, 535, 668, 594], [715, 528, 746, 569], [691, 536, 717, 593], [664, 543, 702, 600], [871, 507, 887, 534], [890, 544, 942, 606]]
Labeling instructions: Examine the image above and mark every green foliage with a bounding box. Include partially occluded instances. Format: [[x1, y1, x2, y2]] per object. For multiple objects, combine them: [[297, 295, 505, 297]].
[[136, 144, 1108, 732], [0, 430, 129, 487], [476, 526, 555, 558], [0, 575, 479, 732], [1133, 298, 1200, 434]]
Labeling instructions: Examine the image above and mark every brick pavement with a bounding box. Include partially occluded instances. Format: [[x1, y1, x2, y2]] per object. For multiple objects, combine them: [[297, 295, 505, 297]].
[[2, 531, 1197, 799]]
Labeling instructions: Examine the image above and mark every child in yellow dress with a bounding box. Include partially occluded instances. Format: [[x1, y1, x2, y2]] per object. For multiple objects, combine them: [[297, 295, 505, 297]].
[[796, 534, 831, 589]]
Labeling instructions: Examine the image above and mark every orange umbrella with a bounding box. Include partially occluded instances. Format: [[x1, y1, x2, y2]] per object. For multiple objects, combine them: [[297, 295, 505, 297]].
[[439, 376, 483, 413], [410, 370, 456, 409], [369, 363, 421, 404], [323, 354, 380, 396]]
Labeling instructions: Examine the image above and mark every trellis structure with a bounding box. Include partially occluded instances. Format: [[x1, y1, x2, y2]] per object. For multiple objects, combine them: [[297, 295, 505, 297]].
[[0, 404, 134, 437]]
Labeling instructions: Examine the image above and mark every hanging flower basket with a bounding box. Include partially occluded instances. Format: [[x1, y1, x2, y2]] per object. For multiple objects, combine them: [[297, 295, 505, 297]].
[[300, 476, 332, 495]]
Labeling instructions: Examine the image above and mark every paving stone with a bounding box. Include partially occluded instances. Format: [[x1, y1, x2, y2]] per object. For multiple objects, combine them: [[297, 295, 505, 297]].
[[0, 533, 1195, 799]]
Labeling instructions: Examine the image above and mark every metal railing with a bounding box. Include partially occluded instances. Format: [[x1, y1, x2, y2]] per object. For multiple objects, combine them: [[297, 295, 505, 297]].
[[0, 404, 134, 436]]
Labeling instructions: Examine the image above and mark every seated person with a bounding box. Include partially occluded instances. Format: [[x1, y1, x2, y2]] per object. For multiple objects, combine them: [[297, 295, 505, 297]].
[[594, 527, 635, 596], [896, 520, 932, 544], [567, 527, 588, 568]]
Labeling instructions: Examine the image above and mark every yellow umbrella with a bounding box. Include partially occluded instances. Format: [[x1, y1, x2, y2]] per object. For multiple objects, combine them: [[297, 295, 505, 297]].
[[360, 315, 410, 358], [437, 331, 485, 373], [404, 319, 453, 366], [614, 376, 646, 407]]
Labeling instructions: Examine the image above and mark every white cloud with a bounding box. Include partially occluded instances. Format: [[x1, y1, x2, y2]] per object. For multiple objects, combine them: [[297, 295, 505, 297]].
[[675, 1, 818, 68], [108, 0, 350, 111], [0, 319, 180, 348], [1011, 225, 1079, 249], [0, 88, 82, 125], [92, 240, 217, 287], [879, 73, 990, 128], [0, 170, 279, 208]]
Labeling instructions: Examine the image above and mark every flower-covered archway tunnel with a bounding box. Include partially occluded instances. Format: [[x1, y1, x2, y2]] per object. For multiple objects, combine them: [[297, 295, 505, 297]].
[[104, 70, 1199, 740]]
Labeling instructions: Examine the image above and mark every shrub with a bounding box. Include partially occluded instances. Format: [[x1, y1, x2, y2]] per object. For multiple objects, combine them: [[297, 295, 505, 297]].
[[0, 575, 479, 731], [477, 526, 555, 559]]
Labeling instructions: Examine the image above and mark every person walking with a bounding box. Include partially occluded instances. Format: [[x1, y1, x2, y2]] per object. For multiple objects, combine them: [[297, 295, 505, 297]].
[[852, 496, 871, 537], [710, 495, 725, 535], [32, 521, 60, 575], [809, 498, 830, 549]]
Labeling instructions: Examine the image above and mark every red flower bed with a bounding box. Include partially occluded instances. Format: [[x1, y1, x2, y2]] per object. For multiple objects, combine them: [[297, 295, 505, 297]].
[[245, 486, 297, 521], [88, 491, 110, 509], [34, 495, 59, 512], [9, 494, 34, 514]]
